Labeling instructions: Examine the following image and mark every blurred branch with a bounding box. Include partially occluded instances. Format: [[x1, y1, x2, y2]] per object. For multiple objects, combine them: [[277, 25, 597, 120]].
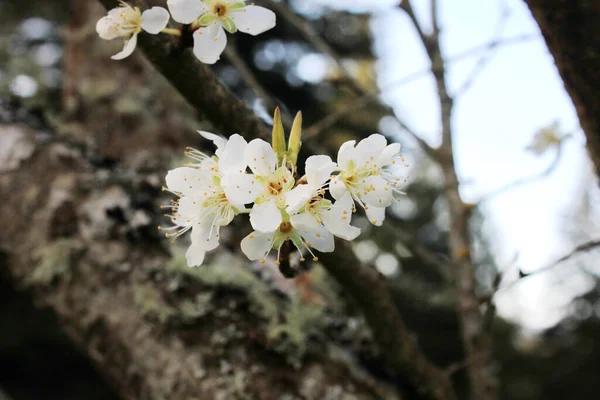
[[223, 44, 281, 118], [453, 3, 510, 97], [399, 0, 498, 398], [498, 239, 600, 293], [94, 1, 456, 397], [394, 224, 455, 283], [266, 0, 366, 96], [304, 34, 537, 151], [97, 0, 271, 141], [524, 0, 600, 175], [268, 0, 438, 159], [320, 241, 457, 400], [474, 137, 569, 207]]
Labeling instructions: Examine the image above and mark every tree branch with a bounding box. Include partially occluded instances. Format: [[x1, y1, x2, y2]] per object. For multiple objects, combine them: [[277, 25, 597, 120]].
[[98, 0, 271, 141], [319, 241, 457, 400], [524, 0, 600, 174], [268, 0, 439, 159], [400, 1, 498, 398]]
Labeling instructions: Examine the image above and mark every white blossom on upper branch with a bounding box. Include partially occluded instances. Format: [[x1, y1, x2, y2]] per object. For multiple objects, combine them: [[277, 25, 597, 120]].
[[167, 0, 276, 64], [96, 2, 170, 60]]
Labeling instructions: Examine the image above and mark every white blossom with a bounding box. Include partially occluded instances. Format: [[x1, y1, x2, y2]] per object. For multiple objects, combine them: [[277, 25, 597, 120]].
[[240, 216, 334, 265], [167, 0, 276, 64], [162, 132, 260, 266], [330, 134, 405, 226], [244, 138, 294, 233], [96, 2, 170, 60], [286, 155, 361, 241]]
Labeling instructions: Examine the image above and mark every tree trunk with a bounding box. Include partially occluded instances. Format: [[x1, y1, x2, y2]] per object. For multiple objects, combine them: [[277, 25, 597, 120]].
[[525, 0, 600, 171]]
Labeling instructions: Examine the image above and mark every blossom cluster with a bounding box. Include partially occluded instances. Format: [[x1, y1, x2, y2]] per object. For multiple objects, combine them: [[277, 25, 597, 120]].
[[162, 111, 406, 267], [96, 0, 275, 63]]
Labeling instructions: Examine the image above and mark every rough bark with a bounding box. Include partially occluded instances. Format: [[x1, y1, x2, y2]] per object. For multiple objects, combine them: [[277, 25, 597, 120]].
[[525, 0, 600, 172]]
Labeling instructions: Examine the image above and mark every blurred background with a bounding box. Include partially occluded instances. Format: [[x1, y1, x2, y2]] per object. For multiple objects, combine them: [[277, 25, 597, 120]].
[[1, 0, 599, 399]]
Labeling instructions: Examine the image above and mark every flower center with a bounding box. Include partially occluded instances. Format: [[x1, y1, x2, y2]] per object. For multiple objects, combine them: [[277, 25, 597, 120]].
[[213, 3, 228, 17], [279, 221, 293, 233], [268, 180, 283, 195]]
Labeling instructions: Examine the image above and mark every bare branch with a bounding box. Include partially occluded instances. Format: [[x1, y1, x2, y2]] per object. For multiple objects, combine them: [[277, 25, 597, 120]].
[[98, 0, 271, 141], [474, 137, 569, 207], [400, 1, 498, 398], [266, 0, 367, 96], [223, 44, 279, 115], [320, 241, 457, 400], [453, 3, 510, 97], [498, 239, 600, 293], [304, 34, 537, 154], [269, 0, 439, 159]]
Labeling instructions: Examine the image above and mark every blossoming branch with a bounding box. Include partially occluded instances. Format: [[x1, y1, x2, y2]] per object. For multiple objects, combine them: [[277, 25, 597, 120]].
[[97, 0, 275, 63], [161, 108, 406, 267]]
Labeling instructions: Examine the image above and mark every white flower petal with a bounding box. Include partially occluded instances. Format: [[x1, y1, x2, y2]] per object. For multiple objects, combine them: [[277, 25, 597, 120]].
[[165, 166, 207, 196], [96, 16, 120, 40], [245, 139, 277, 177], [141, 7, 170, 34], [191, 220, 220, 251], [167, 0, 206, 24], [361, 175, 393, 208], [171, 197, 198, 227], [355, 134, 387, 167], [290, 213, 335, 253], [329, 175, 348, 200], [250, 199, 282, 232], [185, 241, 206, 266], [365, 205, 386, 226], [305, 155, 336, 189], [193, 23, 227, 64], [285, 184, 314, 214], [337, 140, 356, 170], [219, 134, 247, 175], [241, 231, 274, 261], [111, 33, 138, 60], [197, 130, 226, 157], [230, 5, 276, 36], [376, 143, 401, 167], [221, 172, 261, 205], [321, 195, 361, 241]]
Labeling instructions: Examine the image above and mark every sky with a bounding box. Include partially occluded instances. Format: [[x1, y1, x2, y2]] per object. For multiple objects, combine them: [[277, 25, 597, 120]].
[[298, 0, 598, 331]]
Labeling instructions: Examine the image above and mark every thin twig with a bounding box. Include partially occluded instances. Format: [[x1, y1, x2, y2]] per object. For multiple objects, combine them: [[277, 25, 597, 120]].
[[266, 0, 367, 96], [444, 351, 491, 377], [400, 1, 498, 398], [304, 34, 538, 146], [269, 0, 438, 159], [474, 137, 569, 207], [223, 44, 280, 115], [497, 239, 600, 293], [453, 3, 510, 97]]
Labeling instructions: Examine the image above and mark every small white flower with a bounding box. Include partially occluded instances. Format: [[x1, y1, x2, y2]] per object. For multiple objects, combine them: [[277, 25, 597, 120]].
[[286, 155, 361, 241], [162, 132, 260, 266], [330, 134, 405, 226], [240, 216, 334, 265], [245, 138, 294, 233], [96, 2, 170, 60], [167, 0, 276, 64]]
